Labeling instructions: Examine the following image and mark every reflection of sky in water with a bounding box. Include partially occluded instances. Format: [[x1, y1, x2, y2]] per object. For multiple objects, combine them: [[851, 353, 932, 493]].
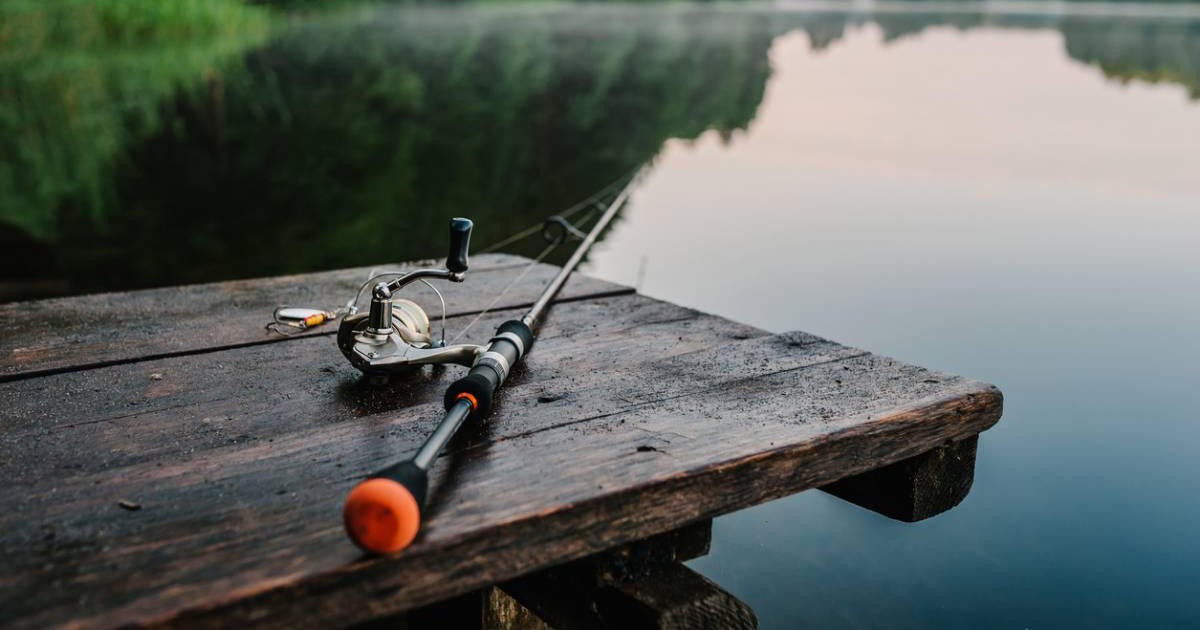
[[588, 23, 1200, 628]]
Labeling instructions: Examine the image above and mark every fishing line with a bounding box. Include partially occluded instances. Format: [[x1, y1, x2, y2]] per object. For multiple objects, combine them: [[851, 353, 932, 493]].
[[448, 181, 615, 343], [478, 165, 643, 254], [265, 169, 634, 339], [447, 241, 557, 345]]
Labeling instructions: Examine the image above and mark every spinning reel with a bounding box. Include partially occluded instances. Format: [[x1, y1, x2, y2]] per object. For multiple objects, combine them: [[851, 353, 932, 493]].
[[337, 218, 486, 380]]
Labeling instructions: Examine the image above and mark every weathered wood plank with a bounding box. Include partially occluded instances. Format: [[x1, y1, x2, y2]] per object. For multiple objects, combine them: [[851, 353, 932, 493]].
[[0, 253, 630, 381], [821, 435, 979, 522], [0, 291, 1002, 629], [0, 295, 759, 484]]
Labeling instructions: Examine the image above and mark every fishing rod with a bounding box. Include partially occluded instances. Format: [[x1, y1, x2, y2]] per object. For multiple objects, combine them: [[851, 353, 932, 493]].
[[341, 170, 642, 554]]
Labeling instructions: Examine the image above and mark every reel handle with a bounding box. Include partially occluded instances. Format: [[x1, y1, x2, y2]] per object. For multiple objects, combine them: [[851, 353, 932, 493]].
[[447, 218, 473, 274]]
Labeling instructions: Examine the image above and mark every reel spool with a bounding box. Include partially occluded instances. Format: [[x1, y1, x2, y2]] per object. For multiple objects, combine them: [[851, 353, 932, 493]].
[[337, 298, 446, 376], [342, 298, 433, 347], [390, 299, 433, 346]]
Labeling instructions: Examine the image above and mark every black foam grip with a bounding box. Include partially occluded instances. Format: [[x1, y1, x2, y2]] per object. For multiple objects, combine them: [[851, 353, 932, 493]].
[[447, 218, 473, 273], [373, 460, 430, 513], [442, 321, 534, 417], [445, 371, 496, 416], [498, 320, 535, 358]]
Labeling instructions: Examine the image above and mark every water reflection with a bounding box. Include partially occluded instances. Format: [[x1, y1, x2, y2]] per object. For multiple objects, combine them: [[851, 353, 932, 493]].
[[5, 3, 1200, 627], [2, 5, 775, 298], [3, 3, 1200, 300], [584, 10, 1200, 629]]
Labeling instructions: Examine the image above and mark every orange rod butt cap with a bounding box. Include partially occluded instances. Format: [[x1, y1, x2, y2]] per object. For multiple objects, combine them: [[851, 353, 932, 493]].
[[343, 478, 421, 554]]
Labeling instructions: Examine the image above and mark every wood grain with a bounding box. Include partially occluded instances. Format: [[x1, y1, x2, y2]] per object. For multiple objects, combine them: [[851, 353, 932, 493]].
[[0, 296, 759, 484], [0, 253, 630, 381], [0, 273, 1002, 629]]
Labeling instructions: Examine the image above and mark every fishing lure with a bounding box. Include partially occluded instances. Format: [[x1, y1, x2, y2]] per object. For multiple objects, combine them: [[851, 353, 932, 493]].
[[266, 307, 338, 335]]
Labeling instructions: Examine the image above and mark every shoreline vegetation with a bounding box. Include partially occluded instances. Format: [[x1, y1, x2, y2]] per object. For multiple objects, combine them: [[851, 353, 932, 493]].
[[2, 0, 1199, 300], [1, 0, 271, 240]]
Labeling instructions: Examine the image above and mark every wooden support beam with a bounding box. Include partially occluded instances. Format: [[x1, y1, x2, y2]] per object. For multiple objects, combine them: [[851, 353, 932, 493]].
[[485, 521, 755, 629], [590, 520, 713, 584], [821, 436, 979, 522], [599, 563, 757, 630], [490, 563, 755, 630], [367, 523, 717, 630], [485, 588, 551, 630]]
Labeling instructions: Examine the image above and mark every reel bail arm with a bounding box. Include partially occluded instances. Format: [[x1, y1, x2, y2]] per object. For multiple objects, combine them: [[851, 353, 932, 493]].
[[367, 217, 472, 333]]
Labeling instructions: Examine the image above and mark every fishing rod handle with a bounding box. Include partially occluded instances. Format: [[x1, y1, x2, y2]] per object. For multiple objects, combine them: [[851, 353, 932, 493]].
[[444, 320, 534, 416], [343, 460, 429, 554]]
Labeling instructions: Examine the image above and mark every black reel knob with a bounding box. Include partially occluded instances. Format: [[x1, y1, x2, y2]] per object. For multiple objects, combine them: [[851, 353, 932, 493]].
[[447, 218, 473, 273]]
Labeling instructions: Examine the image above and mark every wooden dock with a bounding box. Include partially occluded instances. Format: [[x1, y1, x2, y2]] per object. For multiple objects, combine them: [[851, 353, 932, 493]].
[[0, 253, 1003, 628]]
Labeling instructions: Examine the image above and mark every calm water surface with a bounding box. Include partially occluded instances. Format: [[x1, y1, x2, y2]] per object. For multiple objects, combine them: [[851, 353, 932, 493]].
[[585, 14, 1200, 628], [6, 3, 1200, 627]]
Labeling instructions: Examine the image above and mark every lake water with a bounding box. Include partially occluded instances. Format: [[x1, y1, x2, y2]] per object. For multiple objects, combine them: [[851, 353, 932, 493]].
[[5, 2, 1200, 627]]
